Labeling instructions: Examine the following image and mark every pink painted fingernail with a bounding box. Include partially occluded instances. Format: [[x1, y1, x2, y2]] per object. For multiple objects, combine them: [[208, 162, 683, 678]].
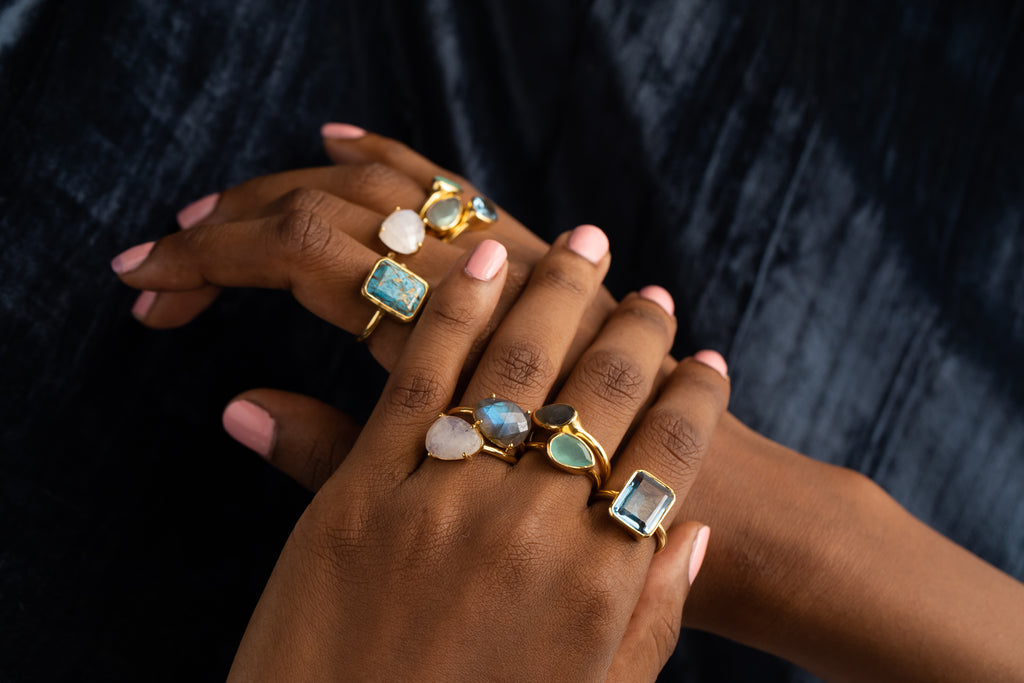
[[321, 122, 367, 140], [688, 526, 711, 585], [693, 349, 729, 378], [465, 239, 507, 281], [566, 224, 609, 264], [638, 285, 675, 316], [111, 241, 156, 274], [131, 290, 157, 320], [222, 400, 275, 458], [176, 192, 219, 229]]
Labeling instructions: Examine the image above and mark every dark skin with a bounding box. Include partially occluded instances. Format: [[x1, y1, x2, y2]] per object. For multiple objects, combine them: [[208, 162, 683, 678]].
[[114, 129, 1024, 681]]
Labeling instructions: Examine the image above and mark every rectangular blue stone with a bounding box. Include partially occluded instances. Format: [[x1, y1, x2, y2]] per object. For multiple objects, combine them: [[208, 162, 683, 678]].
[[362, 258, 428, 321], [611, 470, 675, 537]]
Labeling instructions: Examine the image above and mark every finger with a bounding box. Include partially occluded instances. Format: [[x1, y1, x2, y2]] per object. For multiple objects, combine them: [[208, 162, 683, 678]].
[[605, 523, 711, 683], [222, 389, 362, 491], [515, 289, 678, 497], [338, 240, 509, 481], [112, 197, 457, 346], [605, 351, 730, 532], [460, 225, 610, 413]]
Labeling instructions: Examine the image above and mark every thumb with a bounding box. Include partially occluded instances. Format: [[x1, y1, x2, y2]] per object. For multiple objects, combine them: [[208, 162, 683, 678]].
[[222, 388, 363, 491], [606, 523, 711, 683]]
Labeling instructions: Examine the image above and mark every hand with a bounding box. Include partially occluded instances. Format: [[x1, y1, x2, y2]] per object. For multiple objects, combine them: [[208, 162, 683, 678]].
[[228, 236, 730, 680], [112, 125, 618, 371]]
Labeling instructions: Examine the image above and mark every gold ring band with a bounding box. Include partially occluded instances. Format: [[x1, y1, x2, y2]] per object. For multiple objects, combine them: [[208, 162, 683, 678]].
[[526, 403, 611, 488]]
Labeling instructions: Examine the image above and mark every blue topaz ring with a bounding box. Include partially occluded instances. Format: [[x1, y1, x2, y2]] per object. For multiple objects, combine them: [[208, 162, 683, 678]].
[[441, 195, 498, 243], [425, 396, 531, 463], [419, 175, 466, 238], [524, 403, 611, 489], [594, 470, 676, 553], [356, 254, 429, 342]]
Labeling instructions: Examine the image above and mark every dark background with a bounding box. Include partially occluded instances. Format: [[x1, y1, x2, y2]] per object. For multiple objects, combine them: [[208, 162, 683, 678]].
[[2, 1, 1022, 680]]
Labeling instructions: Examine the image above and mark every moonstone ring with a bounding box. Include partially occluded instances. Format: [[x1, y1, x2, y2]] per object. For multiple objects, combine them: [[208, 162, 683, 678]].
[[524, 403, 611, 489], [425, 396, 531, 463], [593, 470, 675, 553]]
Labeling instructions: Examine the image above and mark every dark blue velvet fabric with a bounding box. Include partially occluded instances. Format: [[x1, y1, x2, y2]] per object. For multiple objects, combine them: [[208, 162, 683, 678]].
[[1, 1, 1022, 680]]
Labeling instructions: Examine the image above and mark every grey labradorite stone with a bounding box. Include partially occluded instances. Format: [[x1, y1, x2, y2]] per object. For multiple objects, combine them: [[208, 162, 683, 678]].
[[548, 433, 594, 469], [425, 196, 462, 229], [473, 398, 529, 448], [534, 403, 575, 428]]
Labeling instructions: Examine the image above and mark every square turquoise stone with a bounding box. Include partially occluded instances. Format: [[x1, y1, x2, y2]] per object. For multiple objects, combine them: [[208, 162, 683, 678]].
[[364, 258, 428, 320], [611, 470, 675, 537]]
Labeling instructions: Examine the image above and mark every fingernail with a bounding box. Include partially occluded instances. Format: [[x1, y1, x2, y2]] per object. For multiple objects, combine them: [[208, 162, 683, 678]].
[[131, 290, 157, 320], [111, 241, 156, 274], [693, 350, 729, 378], [464, 239, 507, 281], [566, 224, 609, 264], [688, 526, 711, 586], [176, 192, 219, 229], [222, 400, 275, 458], [638, 285, 675, 316], [321, 122, 367, 140]]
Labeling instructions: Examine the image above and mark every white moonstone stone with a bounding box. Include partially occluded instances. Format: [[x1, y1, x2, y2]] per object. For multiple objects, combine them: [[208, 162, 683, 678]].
[[426, 415, 483, 460], [379, 209, 425, 254]]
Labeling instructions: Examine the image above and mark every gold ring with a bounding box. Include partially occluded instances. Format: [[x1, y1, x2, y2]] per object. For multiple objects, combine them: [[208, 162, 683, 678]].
[[524, 403, 611, 489], [419, 176, 466, 239], [593, 470, 675, 553], [356, 253, 429, 342], [438, 195, 498, 243], [425, 396, 531, 463], [378, 207, 425, 256]]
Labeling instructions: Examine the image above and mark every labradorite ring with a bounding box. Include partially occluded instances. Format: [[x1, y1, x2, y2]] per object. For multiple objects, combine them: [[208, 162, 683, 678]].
[[425, 396, 531, 463], [524, 403, 611, 489]]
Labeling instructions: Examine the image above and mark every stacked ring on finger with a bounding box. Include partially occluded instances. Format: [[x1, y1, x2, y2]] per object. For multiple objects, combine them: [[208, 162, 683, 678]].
[[419, 176, 498, 242], [524, 403, 611, 489], [426, 396, 531, 463], [593, 470, 676, 553]]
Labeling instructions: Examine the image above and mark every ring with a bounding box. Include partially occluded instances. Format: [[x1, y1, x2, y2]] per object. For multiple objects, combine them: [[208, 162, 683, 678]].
[[420, 176, 466, 238], [356, 254, 429, 342], [524, 403, 611, 489], [378, 207, 425, 255], [593, 470, 675, 553], [426, 396, 531, 463], [439, 195, 498, 243]]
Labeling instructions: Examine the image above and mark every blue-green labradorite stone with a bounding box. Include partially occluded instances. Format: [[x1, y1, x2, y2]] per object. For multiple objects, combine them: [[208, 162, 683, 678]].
[[534, 403, 575, 428], [473, 398, 529, 448], [611, 471, 675, 536], [471, 196, 498, 222], [548, 433, 594, 469], [425, 196, 462, 229], [366, 259, 427, 318]]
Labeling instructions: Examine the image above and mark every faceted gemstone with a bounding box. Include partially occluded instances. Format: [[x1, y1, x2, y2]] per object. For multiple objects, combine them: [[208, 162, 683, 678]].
[[379, 209, 425, 254], [533, 403, 576, 428], [611, 471, 675, 537], [548, 433, 594, 469], [473, 398, 530, 448], [426, 415, 483, 460], [432, 176, 462, 193], [364, 258, 428, 319], [471, 196, 498, 222], [425, 196, 463, 229]]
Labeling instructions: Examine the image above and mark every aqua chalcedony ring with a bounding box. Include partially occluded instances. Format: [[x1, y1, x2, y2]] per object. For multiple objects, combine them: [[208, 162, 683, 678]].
[[524, 403, 611, 489], [425, 396, 531, 463], [419, 176, 465, 238], [594, 470, 675, 553], [441, 195, 498, 243], [356, 253, 429, 342]]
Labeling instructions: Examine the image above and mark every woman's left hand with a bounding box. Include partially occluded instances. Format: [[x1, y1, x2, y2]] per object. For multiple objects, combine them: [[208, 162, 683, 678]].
[[228, 232, 729, 680]]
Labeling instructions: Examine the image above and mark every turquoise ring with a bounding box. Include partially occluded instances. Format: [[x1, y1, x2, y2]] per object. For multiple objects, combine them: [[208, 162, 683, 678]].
[[524, 403, 611, 489], [425, 396, 531, 463], [356, 253, 429, 342]]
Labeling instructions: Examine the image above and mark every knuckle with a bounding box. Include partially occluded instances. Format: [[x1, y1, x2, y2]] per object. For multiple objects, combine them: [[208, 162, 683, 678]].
[[536, 260, 589, 297], [577, 348, 647, 405], [384, 368, 448, 414], [488, 339, 552, 393], [277, 209, 336, 263], [643, 408, 705, 475], [427, 297, 479, 337], [280, 187, 328, 214], [350, 161, 402, 195], [616, 301, 673, 339]]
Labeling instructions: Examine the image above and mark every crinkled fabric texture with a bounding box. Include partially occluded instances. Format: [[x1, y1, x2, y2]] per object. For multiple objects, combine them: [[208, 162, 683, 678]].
[[1, 1, 1022, 681]]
